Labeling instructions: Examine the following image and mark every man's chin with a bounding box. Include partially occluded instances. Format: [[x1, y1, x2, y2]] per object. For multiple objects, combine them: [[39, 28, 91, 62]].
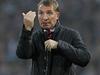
[[42, 26, 51, 30]]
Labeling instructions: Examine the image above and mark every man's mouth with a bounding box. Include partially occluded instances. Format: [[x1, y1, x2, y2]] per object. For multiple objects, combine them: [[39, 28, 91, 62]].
[[42, 22, 50, 25], [41, 23, 50, 28], [43, 22, 48, 25], [43, 24, 49, 27]]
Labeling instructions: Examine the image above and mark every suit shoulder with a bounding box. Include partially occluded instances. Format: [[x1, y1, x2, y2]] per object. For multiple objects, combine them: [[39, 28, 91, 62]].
[[61, 25, 79, 34]]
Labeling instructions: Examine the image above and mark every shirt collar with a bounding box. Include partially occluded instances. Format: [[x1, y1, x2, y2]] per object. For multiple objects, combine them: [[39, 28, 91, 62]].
[[39, 21, 61, 35]]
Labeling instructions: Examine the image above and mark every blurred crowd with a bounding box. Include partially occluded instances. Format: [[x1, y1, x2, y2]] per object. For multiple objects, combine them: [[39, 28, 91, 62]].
[[0, 0, 100, 75]]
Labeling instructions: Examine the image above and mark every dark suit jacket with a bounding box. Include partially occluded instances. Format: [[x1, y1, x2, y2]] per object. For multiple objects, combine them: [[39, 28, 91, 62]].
[[16, 23, 90, 75]]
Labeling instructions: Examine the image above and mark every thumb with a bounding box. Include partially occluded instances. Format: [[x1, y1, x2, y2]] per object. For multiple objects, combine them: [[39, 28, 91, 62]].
[[22, 12, 25, 16]]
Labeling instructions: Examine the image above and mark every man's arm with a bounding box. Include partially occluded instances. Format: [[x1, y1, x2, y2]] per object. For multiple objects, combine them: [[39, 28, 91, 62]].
[[57, 31, 91, 67], [16, 26, 36, 59], [16, 11, 36, 59]]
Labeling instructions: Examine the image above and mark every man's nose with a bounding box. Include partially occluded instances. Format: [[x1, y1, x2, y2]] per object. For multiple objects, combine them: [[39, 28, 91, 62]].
[[43, 14, 48, 20]]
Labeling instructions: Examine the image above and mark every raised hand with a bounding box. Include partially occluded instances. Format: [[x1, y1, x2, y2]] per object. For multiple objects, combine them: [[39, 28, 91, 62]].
[[22, 11, 36, 31]]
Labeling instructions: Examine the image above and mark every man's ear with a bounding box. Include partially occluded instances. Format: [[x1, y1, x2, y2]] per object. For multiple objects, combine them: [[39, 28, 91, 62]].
[[56, 12, 60, 20]]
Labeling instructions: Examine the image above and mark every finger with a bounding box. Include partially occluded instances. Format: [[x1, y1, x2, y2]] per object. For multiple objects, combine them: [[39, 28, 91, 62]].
[[44, 41, 52, 52], [27, 11, 32, 15], [47, 43, 50, 49], [45, 41, 50, 49], [30, 12, 36, 16], [26, 11, 36, 19], [45, 42, 49, 49], [45, 40, 50, 44], [47, 44, 51, 52], [32, 12, 36, 17], [44, 41, 48, 50], [22, 12, 25, 16], [32, 12, 36, 15], [30, 12, 36, 19], [45, 44, 51, 52]]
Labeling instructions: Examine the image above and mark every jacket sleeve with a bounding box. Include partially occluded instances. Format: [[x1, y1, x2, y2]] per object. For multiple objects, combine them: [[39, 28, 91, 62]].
[[57, 31, 91, 67], [16, 25, 36, 59]]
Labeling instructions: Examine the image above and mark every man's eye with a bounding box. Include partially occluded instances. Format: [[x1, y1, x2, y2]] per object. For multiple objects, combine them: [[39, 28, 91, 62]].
[[47, 12, 53, 15]]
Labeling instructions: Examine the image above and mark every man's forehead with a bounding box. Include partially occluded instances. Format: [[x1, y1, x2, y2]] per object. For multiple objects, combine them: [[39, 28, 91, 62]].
[[38, 4, 54, 11]]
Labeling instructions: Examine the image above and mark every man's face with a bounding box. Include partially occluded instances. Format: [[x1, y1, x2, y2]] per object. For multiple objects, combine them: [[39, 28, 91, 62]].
[[38, 4, 59, 29]]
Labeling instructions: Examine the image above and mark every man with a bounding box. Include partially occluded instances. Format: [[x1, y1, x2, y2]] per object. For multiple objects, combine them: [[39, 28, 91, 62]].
[[16, 0, 91, 75]]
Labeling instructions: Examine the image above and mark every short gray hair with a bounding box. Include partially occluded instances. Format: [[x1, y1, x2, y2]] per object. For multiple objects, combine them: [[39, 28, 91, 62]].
[[38, 0, 60, 12]]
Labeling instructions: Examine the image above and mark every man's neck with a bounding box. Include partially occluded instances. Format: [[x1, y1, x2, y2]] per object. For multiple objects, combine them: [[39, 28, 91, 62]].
[[43, 28, 55, 32]]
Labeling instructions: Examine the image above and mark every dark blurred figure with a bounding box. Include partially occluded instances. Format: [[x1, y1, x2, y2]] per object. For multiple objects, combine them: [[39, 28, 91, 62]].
[[16, 0, 90, 75]]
